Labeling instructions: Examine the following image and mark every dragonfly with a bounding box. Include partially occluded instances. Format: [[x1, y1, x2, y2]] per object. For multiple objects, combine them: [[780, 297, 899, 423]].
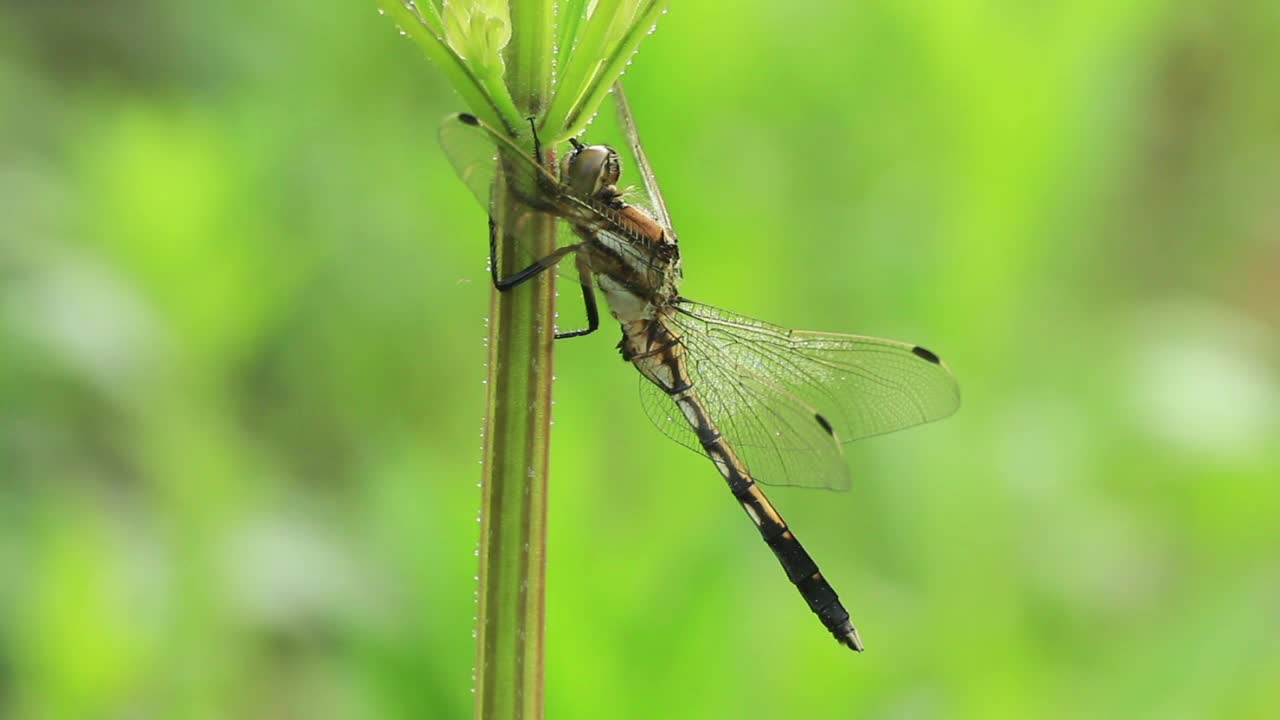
[[438, 84, 960, 651]]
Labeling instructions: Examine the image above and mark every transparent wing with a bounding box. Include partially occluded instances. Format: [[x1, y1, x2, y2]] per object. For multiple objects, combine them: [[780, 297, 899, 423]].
[[438, 112, 671, 287], [437, 113, 584, 282], [612, 82, 675, 237], [639, 299, 961, 490]]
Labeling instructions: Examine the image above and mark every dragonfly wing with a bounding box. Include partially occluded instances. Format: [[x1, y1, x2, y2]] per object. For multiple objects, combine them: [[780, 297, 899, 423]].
[[639, 299, 960, 490], [638, 330, 856, 491], [611, 82, 675, 237], [437, 113, 585, 282], [438, 113, 557, 213]]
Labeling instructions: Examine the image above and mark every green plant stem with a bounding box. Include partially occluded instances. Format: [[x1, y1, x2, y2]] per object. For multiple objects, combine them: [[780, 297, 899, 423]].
[[472, 3, 558, 717], [506, 0, 555, 116], [371, 3, 668, 716], [473, 158, 557, 720]]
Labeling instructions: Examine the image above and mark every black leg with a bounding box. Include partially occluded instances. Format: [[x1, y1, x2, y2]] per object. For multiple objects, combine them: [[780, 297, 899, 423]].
[[488, 217, 581, 290], [527, 117, 543, 167], [554, 255, 600, 340]]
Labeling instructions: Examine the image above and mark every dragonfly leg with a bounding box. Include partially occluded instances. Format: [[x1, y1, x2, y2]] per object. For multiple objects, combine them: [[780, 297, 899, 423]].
[[527, 117, 544, 167], [554, 254, 599, 340], [487, 217, 582, 290]]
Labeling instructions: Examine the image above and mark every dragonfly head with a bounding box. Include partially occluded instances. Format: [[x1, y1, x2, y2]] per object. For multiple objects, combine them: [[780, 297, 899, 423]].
[[562, 138, 621, 199]]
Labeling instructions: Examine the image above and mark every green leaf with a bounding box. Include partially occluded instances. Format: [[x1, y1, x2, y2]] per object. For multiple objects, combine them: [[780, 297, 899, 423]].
[[376, 0, 521, 131], [544, 0, 668, 141]]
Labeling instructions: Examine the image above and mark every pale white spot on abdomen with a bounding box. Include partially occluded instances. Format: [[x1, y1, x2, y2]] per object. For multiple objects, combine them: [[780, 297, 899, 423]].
[[597, 275, 651, 324]]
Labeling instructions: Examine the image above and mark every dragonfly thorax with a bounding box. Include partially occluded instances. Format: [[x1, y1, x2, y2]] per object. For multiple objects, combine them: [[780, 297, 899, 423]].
[[562, 139, 621, 202]]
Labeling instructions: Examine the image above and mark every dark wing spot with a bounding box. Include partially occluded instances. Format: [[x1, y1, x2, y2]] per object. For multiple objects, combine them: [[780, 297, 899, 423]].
[[911, 346, 941, 364], [458, 113, 480, 126], [815, 413, 835, 436]]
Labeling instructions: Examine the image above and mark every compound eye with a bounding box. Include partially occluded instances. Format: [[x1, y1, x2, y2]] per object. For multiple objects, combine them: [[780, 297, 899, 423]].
[[599, 148, 621, 187], [563, 143, 621, 197]]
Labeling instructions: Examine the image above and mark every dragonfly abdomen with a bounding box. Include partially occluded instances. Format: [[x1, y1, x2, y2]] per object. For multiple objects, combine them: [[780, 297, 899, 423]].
[[678, 394, 865, 652], [624, 319, 864, 651]]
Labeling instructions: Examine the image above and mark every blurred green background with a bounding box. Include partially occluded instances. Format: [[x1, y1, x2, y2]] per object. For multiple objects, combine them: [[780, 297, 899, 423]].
[[3, 1, 1279, 718]]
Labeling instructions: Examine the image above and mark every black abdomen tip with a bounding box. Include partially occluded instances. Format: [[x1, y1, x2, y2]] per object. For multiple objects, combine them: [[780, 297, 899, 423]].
[[458, 113, 479, 126], [911, 345, 941, 364], [835, 621, 864, 652]]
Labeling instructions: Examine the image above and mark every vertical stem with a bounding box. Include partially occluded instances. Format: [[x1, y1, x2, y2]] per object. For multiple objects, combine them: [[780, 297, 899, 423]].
[[505, 0, 555, 117], [474, 3, 558, 715], [465, 2, 660, 716], [474, 174, 556, 718]]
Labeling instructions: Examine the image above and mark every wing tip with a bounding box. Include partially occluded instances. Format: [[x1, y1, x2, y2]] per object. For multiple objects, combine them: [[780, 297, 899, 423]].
[[457, 112, 480, 126]]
